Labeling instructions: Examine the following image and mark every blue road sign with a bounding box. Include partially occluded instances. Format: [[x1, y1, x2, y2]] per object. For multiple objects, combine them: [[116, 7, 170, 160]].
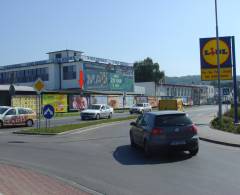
[[43, 104, 54, 119], [222, 88, 230, 96]]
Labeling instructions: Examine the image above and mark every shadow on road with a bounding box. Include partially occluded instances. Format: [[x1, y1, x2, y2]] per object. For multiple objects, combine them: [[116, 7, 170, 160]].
[[113, 145, 192, 165]]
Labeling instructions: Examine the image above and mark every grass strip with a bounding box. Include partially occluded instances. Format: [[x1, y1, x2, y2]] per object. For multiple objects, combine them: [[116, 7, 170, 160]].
[[18, 115, 138, 135]]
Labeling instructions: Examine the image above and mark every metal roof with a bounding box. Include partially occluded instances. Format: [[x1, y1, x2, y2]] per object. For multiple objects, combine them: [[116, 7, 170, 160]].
[[46, 49, 84, 54], [0, 85, 35, 92]]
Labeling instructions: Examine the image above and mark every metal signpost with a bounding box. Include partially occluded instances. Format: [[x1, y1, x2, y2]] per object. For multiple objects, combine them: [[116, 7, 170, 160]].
[[43, 104, 54, 128], [33, 78, 45, 129]]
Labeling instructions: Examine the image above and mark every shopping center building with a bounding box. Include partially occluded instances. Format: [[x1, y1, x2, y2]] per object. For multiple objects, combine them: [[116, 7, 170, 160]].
[[0, 50, 143, 111], [0, 50, 134, 92]]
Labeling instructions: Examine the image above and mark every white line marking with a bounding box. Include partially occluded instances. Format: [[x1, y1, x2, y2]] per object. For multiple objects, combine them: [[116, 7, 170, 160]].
[[67, 121, 130, 135]]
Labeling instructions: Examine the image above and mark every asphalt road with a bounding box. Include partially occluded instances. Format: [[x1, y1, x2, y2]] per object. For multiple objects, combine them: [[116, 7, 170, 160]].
[[0, 105, 239, 195]]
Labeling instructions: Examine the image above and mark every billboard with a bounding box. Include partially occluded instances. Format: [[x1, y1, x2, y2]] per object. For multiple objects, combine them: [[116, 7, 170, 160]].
[[200, 37, 232, 81], [91, 96, 108, 105], [125, 96, 134, 108], [12, 95, 38, 112], [42, 94, 68, 113], [135, 96, 148, 104], [83, 63, 134, 92], [69, 95, 89, 111], [108, 96, 121, 109], [148, 97, 158, 108]]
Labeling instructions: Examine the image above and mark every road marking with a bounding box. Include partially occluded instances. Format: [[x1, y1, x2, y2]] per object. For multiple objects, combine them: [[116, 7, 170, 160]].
[[65, 121, 131, 135]]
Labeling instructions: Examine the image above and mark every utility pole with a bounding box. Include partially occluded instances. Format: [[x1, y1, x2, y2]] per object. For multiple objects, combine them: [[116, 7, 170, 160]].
[[215, 0, 222, 122]]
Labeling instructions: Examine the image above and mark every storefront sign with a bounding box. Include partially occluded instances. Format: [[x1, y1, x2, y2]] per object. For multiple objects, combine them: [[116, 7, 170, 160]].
[[200, 36, 232, 81]]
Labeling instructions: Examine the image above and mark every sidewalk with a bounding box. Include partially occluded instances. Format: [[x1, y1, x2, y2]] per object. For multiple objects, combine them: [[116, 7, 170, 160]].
[[198, 124, 240, 147], [0, 163, 94, 195]]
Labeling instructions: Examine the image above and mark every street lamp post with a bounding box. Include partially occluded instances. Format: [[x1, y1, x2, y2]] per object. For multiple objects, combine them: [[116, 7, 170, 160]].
[[215, 0, 222, 122]]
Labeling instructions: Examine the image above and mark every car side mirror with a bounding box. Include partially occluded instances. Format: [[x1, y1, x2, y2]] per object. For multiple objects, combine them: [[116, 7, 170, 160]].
[[130, 122, 137, 126]]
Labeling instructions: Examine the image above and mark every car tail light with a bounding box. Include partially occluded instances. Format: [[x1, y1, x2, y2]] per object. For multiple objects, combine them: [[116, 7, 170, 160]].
[[188, 125, 198, 134], [151, 128, 164, 136]]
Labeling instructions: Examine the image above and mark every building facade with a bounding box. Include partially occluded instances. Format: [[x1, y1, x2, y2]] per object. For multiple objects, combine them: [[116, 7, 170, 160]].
[[0, 50, 134, 93], [135, 82, 215, 105]]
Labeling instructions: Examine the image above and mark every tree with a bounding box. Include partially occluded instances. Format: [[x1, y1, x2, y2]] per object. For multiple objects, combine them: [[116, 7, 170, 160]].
[[133, 57, 165, 83]]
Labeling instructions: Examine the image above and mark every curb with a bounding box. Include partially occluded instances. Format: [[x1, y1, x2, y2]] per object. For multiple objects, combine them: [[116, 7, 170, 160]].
[[199, 137, 240, 148], [13, 131, 57, 136]]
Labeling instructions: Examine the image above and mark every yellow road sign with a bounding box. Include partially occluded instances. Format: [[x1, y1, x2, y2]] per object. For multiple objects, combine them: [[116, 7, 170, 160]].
[[34, 78, 45, 93]]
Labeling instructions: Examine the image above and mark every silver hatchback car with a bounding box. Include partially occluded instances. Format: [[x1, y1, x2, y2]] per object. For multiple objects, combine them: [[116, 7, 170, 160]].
[[129, 111, 199, 157]]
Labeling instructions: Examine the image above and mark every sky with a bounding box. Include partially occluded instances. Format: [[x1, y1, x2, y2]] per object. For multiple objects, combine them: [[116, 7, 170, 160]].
[[0, 0, 240, 77]]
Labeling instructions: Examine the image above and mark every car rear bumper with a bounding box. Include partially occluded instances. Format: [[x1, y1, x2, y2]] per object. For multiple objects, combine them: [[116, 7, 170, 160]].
[[148, 137, 199, 152]]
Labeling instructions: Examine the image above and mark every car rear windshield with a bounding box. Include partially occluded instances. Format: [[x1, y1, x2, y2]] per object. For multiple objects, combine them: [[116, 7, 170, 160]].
[[0, 107, 9, 114], [136, 104, 144, 107], [88, 105, 101, 110], [155, 114, 192, 127]]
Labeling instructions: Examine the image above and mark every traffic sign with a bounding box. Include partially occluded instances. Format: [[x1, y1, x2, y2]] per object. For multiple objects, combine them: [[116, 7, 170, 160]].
[[222, 88, 230, 96], [43, 104, 54, 119], [34, 78, 45, 93]]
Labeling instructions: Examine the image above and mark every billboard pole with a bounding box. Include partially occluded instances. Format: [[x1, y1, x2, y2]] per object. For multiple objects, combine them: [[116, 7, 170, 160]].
[[215, 0, 222, 122], [232, 36, 238, 124]]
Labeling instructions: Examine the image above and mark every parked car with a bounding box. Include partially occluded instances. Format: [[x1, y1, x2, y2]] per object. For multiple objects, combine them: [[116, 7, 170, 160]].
[[0, 106, 36, 128], [129, 103, 152, 114], [80, 104, 113, 120], [129, 111, 199, 157]]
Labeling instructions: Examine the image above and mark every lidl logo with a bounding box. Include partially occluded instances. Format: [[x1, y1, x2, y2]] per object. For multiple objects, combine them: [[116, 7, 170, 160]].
[[202, 39, 230, 66]]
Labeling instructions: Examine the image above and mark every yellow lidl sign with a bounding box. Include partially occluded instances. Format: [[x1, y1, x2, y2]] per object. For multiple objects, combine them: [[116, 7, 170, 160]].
[[200, 37, 232, 81]]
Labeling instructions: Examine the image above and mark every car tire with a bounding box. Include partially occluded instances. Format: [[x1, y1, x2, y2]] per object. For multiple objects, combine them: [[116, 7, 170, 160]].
[[129, 111, 133, 114], [144, 140, 151, 158], [26, 119, 33, 127], [108, 112, 112, 119], [96, 114, 100, 120], [81, 117, 85, 120], [0, 121, 3, 128], [189, 147, 199, 156], [130, 132, 136, 148]]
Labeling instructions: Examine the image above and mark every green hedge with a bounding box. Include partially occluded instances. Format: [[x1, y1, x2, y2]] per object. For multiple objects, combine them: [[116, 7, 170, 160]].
[[211, 116, 240, 134]]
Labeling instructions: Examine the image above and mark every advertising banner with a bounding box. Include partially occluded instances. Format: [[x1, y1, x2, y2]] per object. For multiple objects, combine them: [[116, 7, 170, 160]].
[[91, 96, 108, 105], [148, 97, 158, 108], [42, 94, 67, 113], [83, 63, 134, 92], [125, 96, 134, 108], [135, 96, 148, 104], [108, 96, 121, 109], [12, 95, 38, 112], [200, 36, 232, 81], [69, 95, 88, 111]]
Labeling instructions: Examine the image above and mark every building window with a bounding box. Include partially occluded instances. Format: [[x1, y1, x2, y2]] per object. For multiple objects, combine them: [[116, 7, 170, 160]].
[[55, 53, 62, 59], [0, 67, 49, 84], [63, 65, 76, 80]]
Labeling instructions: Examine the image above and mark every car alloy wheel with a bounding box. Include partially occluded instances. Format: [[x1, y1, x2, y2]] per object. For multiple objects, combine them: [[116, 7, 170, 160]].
[[26, 120, 33, 127], [189, 148, 199, 156], [130, 132, 136, 148], [96, 114, 100, 120], [144, 140, 151, 157]]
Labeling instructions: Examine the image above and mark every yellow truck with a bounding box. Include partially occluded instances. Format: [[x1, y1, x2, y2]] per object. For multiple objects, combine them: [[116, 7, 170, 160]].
[[158, 99, 184, 111]]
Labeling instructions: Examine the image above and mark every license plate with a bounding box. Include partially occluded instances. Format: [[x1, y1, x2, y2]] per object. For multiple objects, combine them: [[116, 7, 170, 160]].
[[170, 140, 186, 146]]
